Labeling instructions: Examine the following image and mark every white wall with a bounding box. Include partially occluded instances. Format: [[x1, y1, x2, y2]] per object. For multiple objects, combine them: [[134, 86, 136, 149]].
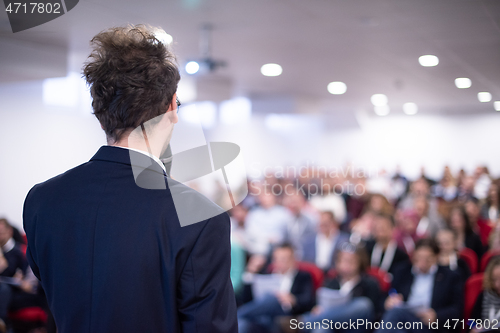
[[0, 80, 104, 230], [206, 112, 500, 181], [2, 78, 500, 231]]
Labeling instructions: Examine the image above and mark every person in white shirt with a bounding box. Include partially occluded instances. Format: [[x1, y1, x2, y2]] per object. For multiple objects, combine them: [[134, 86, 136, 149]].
[[302, 211, 350, 272], [238, 244, 315, 333], [310, 179, 347, 224], [245, 191, 295, 256], [283, 192, 317, 260]]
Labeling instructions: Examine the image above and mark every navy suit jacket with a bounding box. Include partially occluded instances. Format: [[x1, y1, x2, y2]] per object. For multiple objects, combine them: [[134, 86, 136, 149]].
[[390, 262, 463, 330], [23, 146, 238, 333]]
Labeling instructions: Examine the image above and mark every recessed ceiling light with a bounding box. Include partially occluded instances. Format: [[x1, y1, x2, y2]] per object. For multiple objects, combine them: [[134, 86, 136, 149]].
[[478, 92, 492, 103], [374, 105, 390, 116], [371, 94, 388, 106], [494, 101, 500, 111], [418, 55, 439, 67], [327, 81, 347, 95], [185, 61, 200, 75], [455, 78, 472, 89], [403, 102, 418, 115], [261, 63, 283, 77]]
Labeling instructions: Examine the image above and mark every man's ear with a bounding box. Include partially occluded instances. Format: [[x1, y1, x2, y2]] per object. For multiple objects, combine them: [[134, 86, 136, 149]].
[[167, 93, 177, 112]]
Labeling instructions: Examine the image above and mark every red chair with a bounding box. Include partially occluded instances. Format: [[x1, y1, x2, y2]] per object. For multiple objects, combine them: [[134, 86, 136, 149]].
[[459, 248, 478, 274], [480, 249, 500, 272], [296, 261, 324, 291], [463, 273, 484, 321], [366, 267, 392, 293], [8, 307, 48, 332], [7, 234, 48, 329]]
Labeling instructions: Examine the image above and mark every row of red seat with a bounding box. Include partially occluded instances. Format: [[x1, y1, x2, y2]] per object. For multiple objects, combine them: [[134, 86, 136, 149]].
[[459, 248, 500, 274], [7, 234, 47, 328]]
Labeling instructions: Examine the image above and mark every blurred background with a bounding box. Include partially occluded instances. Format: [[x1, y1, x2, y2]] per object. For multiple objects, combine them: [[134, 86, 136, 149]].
[[1, 1, 500, 332], [1, 0, 499, 230]]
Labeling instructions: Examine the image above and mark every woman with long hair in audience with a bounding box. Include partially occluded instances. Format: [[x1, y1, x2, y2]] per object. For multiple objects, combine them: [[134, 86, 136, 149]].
[[394, 209, 422, 255], [435, 228, 471, 283], [482, 183, 500, 223], [365, 193, 394, 216], [295, 245, 382, 333], [470, 257, 500, 332], [448, 205, 485, 260]]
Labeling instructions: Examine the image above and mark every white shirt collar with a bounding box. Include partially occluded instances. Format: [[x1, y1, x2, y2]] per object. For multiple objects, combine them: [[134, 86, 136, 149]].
[[412, 264, 438, 276], [111, 145, 166, 174], [2, 238, 15, 253]]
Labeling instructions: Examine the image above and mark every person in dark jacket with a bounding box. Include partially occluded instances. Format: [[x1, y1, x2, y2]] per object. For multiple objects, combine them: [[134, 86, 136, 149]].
[[377, 239, 463, 333], [365, 213, 410, 276], [448, 205, 485, 260], [470, 256, 500, 332], [298, 244, 383, 333], [23, 25, 237, 333], [238, 243, 315, 333], [436, 228, 471, 284]]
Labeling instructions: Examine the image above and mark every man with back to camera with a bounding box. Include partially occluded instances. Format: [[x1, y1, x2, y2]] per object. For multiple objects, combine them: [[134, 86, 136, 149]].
[[22, 25, 238, 333]]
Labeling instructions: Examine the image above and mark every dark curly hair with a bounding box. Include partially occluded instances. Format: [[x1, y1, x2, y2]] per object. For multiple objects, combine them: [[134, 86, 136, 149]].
[[82, 24, 180, 143]]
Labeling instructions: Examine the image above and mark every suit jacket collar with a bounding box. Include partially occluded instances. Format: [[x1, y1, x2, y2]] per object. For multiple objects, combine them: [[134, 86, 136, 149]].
[[430, 265, 447, 308], [90, 146, 166, 176]]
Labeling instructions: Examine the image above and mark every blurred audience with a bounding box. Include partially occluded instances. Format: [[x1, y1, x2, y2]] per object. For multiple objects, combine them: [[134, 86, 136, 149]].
[[283, 193, 317, 260], [377, 239, 463, 333], [470, 257, 500, 332], [482, 183, 500, 222], [394, 209, 422, 255], [301, 211, 349, 272], [4, 163, 500, 332], [365, 214, 409, 276], [0, 219, 49, 332], [298, 245, 382, 333], [309, 178, 347, 224], [238, 244, 315, 333], [436, 228, 471, 283], [448, 205, 485, 260], [465, 197, 493, 246], [245, 191, 294, 255]]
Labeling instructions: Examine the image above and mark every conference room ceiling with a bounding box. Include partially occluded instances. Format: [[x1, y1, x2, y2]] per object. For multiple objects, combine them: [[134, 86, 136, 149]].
[[0, 0, 499, 116]]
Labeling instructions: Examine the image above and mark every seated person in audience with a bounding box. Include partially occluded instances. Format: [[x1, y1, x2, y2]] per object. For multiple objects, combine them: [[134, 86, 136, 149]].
[[245, 191, 294, 256], [302, 211, 349, 272], [365, 214, 409, 276], [309, 177, 347, 224], [465, 197, 493, 247], [413, 195, 445, 238], [238, 244, 315, 333], [229, 204, 249, 250], [448, 205, 485, 260], [470, 257, 500, 333], [436, 228, 471, 283], [366, 194, 394, 216], [283, 192, 317, 261], [0, 219, 46, 330], [377, 239, 463, 333], [481, 183, 500, 223], [349, 210, 376, 245], [297, 245, 382, 333], [394, 209, 422, 255]]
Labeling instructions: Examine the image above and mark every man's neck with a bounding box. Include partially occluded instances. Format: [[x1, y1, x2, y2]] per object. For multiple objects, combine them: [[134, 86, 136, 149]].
[[377, 239, 391, 249]]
